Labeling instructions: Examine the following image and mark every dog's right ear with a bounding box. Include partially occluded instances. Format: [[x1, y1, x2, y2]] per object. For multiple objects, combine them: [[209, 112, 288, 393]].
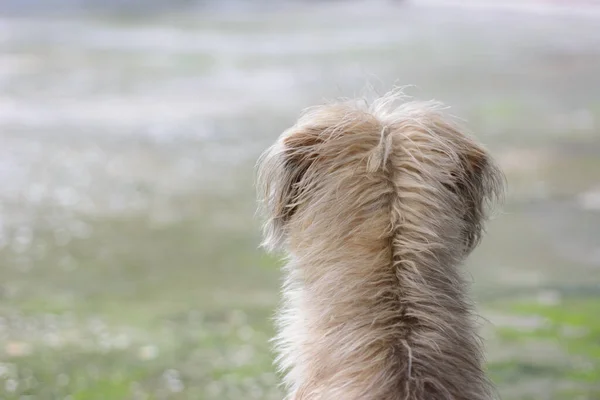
[[452, 142, 504, 255], [256, 127, 322, 252]]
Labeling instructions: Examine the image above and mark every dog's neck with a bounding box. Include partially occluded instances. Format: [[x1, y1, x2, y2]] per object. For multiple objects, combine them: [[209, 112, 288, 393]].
[[277, 212, 494, 400]]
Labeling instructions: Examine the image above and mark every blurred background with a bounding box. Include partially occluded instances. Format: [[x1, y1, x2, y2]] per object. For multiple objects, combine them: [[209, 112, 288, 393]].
[[1, 0, 599, 399]]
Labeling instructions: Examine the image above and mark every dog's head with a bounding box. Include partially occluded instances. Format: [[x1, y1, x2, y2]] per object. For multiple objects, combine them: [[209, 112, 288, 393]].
[[256, 98, 504, 255]]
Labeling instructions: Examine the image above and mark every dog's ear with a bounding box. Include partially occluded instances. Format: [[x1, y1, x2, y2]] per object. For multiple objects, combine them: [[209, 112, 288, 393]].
[[455, 146, 503, 253], [257, 127, 322, 251], [280, 129, 322, 220]]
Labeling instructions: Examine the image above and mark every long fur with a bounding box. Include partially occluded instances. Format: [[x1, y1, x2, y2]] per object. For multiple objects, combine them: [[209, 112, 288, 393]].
[[256, 91, 504, 400]]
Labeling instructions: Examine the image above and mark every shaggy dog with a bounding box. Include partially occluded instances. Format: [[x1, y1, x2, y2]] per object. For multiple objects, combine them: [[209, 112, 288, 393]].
[[256, 91, 504, 400]]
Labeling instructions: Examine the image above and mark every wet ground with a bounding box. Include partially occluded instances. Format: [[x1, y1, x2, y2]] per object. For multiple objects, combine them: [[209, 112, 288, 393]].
[[1, 1, 599, 399]]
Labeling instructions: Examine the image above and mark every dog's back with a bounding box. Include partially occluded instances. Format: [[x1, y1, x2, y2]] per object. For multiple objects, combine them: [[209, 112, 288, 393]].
[[257, 92, 504, 400]]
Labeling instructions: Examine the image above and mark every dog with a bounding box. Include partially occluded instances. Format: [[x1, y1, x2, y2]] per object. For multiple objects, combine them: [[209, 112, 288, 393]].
[[256, 90, 504, 400]]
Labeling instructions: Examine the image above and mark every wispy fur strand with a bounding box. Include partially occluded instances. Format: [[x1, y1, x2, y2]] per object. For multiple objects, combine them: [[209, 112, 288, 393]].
[[256, 91, 504, 400]]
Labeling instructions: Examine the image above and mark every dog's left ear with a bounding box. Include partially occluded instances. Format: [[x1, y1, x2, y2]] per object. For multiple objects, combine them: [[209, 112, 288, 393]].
[[256, 127, 322, 252]]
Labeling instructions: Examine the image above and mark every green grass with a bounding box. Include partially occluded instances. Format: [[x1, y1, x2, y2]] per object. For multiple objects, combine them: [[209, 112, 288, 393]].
[[485, 297, 600, 398], [0, 201, 282, 399]]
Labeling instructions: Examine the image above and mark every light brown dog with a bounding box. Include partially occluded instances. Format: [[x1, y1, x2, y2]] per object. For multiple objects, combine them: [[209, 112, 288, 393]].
[[256, 91, 504, 400]]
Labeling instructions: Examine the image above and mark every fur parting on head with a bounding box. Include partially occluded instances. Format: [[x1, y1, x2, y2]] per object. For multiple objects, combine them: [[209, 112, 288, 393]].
[[256, 90, 504, 400]]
